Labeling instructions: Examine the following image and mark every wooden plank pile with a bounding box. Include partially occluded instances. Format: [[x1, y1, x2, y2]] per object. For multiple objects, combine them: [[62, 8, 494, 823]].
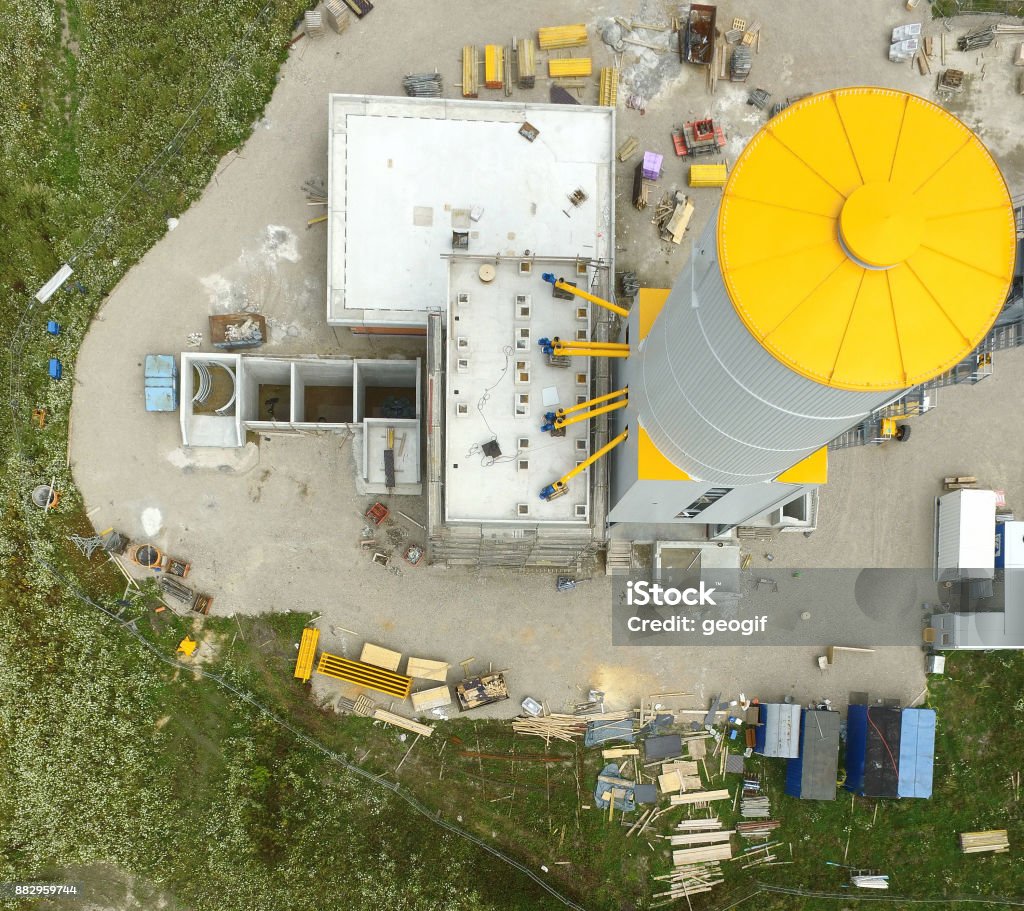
[[960, 830, 1010, 854], [737, 819, 780, 839], [512, 713, 588, 743], [462, 46, 479, 98], [658, 760, 702, 793], [651, 862, 723, 902], [516, 38, 536, 88], [322, 0, 350, 33], [669, 788, 730, 806]]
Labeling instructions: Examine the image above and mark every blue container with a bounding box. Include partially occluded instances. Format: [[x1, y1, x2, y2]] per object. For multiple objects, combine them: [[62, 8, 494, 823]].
[[144, 354, 179, 411], [46, 320, 60, 336], [48, 358, 62, 380]]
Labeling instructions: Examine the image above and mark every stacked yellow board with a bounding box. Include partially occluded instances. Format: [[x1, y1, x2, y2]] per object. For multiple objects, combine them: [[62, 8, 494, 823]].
[[599, 67, 618, 106], [538, 24, 588, 49], [549, 57, 592, 78], [293, 628, 319, 682], [689, 164, 728, 187], [484, 44, 505, 89], [316, 652, 413, 699]]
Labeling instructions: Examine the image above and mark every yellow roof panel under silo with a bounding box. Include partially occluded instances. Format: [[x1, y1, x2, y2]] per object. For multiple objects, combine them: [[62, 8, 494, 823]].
[[717, 87, 1015, 392]]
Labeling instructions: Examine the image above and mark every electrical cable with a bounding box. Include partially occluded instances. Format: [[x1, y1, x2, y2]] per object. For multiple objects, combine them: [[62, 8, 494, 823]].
[[866, 706, 899, 776]]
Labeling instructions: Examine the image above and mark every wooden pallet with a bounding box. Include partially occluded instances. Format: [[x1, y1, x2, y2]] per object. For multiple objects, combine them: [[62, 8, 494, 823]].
[[462, 46, 479, 97], [538, 23, 588, 49], [599, 67, 618, 106]]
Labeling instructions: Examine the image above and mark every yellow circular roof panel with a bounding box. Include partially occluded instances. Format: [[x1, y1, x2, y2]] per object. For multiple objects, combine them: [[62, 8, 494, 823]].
[[717, 87, 1016, 392]]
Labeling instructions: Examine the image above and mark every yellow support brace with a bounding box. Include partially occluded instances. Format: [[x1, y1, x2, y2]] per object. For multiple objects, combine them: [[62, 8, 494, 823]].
[[316, 652, 413, 699], [538, 24, 588, 49], [554, 398, 628, 430], [553, 387, 628, 420], [294, 627, 320, 683], [553, 345, 630, 358], [549, 57, 593, 78], [542, 429, 629, 500], [553, 279, 629, 317]]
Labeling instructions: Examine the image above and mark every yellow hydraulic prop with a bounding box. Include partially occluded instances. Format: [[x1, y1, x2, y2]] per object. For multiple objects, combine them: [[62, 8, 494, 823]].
[[542, 387, 628, 433], [539, 337, 630, 359], [540, 428, 629, 500], [542, 272, 629, 317]]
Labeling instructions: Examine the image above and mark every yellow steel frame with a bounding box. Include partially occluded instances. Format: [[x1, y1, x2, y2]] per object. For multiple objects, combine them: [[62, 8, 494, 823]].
[[553, 387, 628, 420], [554, 398, 628, 429]]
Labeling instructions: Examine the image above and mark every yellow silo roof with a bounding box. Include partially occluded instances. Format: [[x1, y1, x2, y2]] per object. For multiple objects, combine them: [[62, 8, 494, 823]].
[[718, 88, 1015, 392]]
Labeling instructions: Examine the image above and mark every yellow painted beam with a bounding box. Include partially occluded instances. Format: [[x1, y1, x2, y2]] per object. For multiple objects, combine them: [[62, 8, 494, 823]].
[[538, 24, 588, 49], [549, 57, 593, 78], [774, 446, 828, 484], [316, 652, 412, 699]]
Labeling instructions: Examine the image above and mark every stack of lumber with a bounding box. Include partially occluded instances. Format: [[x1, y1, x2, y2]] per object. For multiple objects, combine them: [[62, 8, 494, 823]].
[[599, 67, 618, 106], [322, 0, 350, 33], [689, 163, 728, 188], [658, 760, 701, 793], [676, 816, 722, 831], [652, 862, 723, 901], [668, 830, 734, 846], [538, 24, 588, 49], [669, 789, 730, 806], [662, 199, 694, 244], [549, 58, 593, 78], [462, 46, 479, 98], [406, 657, 449, 681], [960, 830, 1010, 854], [372, 708, 432, 737], [672, 843, 732, 865], [740, 795, 771, 818], [512, 713, 587, 743], [516, 38, 536, 88], [737, 819, 780, 838], [304, 10, 325, 38], [484, 45, 505, 89]]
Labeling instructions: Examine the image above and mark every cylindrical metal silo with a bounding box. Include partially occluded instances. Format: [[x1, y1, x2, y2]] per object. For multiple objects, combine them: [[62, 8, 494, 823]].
[[632, 87, 1015, 485]]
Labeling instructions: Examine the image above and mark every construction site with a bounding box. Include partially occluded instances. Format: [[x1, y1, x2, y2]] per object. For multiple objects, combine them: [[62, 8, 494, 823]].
[[46, 0, 1024, 905]]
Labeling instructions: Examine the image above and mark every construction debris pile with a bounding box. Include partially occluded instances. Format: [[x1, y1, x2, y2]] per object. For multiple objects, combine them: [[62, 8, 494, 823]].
[[402, 72, 444, 97]]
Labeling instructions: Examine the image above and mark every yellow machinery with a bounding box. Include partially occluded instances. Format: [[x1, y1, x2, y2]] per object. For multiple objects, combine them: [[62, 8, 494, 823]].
[[542, 387, 628, 433], [293, 627, 320, 683], [540, 429, 629, 500], [177, 636, 198, 657], [538, 337, 630, 359], [542, 272, 628, 317], [877, 418, 910, 442]]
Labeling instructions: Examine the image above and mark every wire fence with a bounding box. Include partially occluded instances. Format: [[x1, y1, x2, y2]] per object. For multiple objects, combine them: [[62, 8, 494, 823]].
[[933, 0, 1024, 16]]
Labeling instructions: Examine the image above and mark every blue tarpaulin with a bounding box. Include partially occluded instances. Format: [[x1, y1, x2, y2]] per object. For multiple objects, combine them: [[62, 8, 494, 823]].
[[897, 708, 935, 798]]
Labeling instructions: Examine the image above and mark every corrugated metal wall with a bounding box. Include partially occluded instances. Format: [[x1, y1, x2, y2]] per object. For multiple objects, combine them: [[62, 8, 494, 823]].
[[633, 211, 907, 485]]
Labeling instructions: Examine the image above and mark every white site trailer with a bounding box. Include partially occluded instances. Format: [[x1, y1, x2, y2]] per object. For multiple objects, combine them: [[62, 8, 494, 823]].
[[934, 489, 997, 583]]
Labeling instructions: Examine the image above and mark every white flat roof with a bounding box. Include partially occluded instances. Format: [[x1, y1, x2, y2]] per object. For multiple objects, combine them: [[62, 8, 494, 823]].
[[444, 258, 597, 524], [328, 96, 615, 327]]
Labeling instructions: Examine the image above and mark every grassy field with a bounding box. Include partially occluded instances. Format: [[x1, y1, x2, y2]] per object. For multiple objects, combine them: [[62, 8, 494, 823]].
[[1, 1, 1023, 910]]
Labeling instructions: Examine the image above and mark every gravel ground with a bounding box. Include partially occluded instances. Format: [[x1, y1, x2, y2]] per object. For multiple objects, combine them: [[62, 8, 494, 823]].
[[70, 0, 1024, 719]]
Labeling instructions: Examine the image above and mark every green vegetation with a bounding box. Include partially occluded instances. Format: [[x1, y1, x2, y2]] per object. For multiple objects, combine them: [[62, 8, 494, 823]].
[[1, 1, 1023, 910], [932, 0, 1024, 16]]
